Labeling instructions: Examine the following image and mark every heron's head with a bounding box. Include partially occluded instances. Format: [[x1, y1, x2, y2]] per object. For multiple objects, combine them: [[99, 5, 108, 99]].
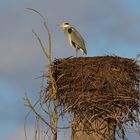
[[57, 22, 70, 29]]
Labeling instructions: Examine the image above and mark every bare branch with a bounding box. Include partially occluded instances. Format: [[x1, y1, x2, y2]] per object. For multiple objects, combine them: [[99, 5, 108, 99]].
[[24, 95, 55, 133], [32, 29, 49, 59]]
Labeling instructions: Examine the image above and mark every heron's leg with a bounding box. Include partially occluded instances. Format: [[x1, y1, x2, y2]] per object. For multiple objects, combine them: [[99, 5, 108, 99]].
[[76, 49, 78, 57]]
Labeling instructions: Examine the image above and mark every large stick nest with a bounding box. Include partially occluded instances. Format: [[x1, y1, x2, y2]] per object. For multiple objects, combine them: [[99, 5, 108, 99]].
[[47, 56, 140, 137]]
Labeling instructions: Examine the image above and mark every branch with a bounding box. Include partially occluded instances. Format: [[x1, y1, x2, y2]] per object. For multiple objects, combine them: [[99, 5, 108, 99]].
[[32, 29, 49, 59], [23, 96, 55, 133]]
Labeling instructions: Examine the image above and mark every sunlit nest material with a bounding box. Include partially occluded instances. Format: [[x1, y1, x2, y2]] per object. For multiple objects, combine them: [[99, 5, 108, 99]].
[[45, 56, 140, 139]]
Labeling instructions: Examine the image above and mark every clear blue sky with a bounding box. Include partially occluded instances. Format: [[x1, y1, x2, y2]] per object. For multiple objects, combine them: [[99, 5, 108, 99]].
[[0, 0, 140, 140]]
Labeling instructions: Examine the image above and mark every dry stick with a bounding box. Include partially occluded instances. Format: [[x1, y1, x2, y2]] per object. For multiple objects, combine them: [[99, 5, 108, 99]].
[[44, 22, 51, 62], [26, 8, 51, 62], [31, 29, 56, 133], [32, 29, 49, 59], [27, 8, 58, 140], [26, 16, 64, 140], [24, 96, 55, 132], [24, 95, 40, 140], [42, 15, 58, 140]]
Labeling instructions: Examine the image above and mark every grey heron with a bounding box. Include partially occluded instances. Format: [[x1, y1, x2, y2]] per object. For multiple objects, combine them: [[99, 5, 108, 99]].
[[58, 22, 87, 56]]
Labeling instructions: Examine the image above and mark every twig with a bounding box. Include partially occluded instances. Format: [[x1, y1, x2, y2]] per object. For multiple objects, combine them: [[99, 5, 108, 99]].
[[24, 95, 55, 133]]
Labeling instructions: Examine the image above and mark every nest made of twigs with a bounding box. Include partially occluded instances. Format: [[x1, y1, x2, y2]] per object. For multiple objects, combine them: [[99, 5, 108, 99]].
[[46, 56, 140, 138]]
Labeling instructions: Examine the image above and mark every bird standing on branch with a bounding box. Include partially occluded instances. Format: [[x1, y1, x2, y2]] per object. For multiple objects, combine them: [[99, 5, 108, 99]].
[[58, 22, 87, 56]]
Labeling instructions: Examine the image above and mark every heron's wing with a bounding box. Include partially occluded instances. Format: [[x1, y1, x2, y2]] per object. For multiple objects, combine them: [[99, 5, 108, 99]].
[[70, 27, 87, 54]]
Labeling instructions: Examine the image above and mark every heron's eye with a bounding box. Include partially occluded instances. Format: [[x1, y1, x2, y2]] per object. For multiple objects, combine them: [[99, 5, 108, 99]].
[[64, 23, 69, 25]]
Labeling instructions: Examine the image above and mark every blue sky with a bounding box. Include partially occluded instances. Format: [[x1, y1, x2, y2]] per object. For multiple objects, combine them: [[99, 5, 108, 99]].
[[0, 0, 140, 140]]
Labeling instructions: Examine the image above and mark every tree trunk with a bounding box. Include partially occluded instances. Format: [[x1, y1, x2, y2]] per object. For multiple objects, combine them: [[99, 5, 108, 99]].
[[72, 119, 116, 140]]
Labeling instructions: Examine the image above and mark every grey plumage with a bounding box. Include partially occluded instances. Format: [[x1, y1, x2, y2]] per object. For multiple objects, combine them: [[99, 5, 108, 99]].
[[58, 22, 87, 55]]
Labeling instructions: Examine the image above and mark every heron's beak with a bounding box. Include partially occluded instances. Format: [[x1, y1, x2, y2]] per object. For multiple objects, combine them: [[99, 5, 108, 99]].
[[57, 24, 63, 28]]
